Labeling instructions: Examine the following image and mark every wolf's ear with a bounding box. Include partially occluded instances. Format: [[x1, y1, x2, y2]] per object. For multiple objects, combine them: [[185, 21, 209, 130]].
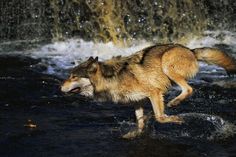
[[87, 56, 94, 62], [87, 56, 98, 62], [101, 64, 115, 77]]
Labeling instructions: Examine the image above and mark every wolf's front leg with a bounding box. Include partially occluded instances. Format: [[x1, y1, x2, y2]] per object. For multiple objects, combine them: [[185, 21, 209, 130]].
[[122, 105, 145, 139], [149, 91, 184, 124]]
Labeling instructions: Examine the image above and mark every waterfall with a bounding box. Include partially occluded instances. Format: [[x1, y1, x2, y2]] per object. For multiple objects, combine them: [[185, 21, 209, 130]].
[[0, 0, 235, 46]]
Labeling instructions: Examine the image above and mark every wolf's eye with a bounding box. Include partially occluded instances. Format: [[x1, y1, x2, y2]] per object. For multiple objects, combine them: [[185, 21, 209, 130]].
[[70, 75, 77, 79]]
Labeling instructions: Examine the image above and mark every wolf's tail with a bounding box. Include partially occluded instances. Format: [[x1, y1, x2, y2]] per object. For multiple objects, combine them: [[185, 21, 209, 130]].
[[192, 47, 236, 75]]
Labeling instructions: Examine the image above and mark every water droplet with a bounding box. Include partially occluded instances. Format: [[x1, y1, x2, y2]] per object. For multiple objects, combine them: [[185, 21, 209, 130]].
[[116, 27, 121, 33]]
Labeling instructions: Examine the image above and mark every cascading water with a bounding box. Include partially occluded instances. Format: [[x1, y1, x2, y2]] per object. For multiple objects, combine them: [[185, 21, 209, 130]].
[[0, 0, 236, 46]]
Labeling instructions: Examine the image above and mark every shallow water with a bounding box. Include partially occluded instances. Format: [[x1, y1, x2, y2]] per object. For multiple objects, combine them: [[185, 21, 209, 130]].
[[1, 32, 236, 157]]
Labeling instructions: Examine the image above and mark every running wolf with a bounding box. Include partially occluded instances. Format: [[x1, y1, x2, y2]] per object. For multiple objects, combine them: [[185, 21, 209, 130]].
[[61, 44, 236, 138]]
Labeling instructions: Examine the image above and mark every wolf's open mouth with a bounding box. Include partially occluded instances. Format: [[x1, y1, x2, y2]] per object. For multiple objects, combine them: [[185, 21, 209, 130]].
[[69, 87, 81, 93]]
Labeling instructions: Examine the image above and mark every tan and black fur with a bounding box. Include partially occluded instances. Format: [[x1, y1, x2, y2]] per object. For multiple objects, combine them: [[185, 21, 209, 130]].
[[61, 44, 236, 138]]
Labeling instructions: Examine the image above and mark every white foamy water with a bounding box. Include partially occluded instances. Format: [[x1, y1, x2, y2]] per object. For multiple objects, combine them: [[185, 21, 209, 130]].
[[187, 30, 236, 50], [29, 39, 152, 76], [3, 30, 236, 76]]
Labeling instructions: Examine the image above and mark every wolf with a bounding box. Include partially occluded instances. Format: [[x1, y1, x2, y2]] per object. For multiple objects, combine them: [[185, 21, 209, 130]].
[[61, 44, 236, 138]]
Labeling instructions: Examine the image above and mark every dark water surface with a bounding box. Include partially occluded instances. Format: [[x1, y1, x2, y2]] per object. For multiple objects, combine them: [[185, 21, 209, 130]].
[[0, 55, 236, 157]]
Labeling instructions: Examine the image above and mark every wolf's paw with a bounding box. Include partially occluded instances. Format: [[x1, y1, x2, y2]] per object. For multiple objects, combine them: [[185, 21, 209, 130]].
[[166, 99, 181, 108], [156, 115, 184, 124], [122, 129, 143, 139], [169, 115, 184, 124]]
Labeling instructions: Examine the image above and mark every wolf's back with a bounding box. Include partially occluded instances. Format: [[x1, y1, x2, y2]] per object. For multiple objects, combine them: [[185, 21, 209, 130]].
[[192, 47, 236, 75]]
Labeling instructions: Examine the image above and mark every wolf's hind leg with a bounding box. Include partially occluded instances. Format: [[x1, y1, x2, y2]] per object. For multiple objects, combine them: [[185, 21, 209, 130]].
[[122, 105, 145, 139], [166, 73, 193, 107], [162, 48, 197, 107], [149, 91, 184, 124]]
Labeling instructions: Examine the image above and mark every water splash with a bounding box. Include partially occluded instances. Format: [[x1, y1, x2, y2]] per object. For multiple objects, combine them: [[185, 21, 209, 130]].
[[149, 113, 236, 141], [114, 113, 236, 141], [187, 30, 236, 51]]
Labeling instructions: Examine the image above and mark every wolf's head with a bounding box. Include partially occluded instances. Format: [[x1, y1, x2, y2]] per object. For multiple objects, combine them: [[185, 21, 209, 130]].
[[60, 57, 99, 97]]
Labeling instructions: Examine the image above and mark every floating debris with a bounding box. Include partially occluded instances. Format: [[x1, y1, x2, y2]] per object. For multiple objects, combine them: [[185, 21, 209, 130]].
[[24, 119, 37, 128]]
